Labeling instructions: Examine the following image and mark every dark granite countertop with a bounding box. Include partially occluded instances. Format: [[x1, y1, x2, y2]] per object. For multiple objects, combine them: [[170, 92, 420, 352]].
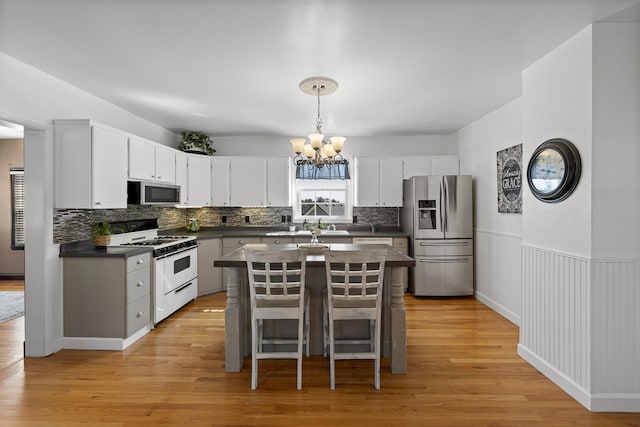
[[160, 226, 410, 240], [59, 240, 153, 258]]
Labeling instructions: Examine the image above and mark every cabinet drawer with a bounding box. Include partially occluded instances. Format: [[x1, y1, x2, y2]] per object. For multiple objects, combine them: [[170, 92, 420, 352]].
[[126, 295, 150, 337], [127, 267, 150, 304], [261, 237, 294, 244], [223, 237, 261, 252], [127, 252, 151, 272]]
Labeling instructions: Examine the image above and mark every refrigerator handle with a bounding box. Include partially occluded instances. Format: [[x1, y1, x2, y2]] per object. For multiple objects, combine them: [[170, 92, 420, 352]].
[[439, 178, 445, 233], [442, 177, 448, 233]]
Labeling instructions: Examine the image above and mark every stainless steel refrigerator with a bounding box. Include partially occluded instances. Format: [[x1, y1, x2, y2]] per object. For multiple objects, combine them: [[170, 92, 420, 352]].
[[401, 175, 474, 296]]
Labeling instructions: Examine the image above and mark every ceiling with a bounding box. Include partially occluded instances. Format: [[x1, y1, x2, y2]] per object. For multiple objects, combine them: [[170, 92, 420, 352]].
[[1, 0, 640, 140]]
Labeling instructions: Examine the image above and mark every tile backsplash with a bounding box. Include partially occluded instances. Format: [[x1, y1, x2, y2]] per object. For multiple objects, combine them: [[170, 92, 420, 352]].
[[53, 206, 399, 244]]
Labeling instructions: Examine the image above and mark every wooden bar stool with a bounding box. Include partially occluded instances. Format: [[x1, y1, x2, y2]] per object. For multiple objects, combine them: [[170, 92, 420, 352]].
[[323, 249, 386, 390], [245, 248, 309, 390]]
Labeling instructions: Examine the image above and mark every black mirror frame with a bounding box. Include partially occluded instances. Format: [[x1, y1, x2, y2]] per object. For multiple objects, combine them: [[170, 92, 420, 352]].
[[527, 138, 582, 203]]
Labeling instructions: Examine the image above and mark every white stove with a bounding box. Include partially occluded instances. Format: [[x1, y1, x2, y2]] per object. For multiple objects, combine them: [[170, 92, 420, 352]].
[[108, 219, 198, 325]]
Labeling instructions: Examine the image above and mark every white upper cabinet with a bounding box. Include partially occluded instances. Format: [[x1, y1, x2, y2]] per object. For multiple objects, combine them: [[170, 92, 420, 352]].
[[54, 120, 128, 209], [175, 151, 189, 206], [154, 145, 176, 184], [230, 157, 267, 207], [354, 157, 403, 207], [267, 157, 291, 207], [403, 155, 459, 178], [211, 157, 230, 206], [187, 154, 211, 206], [129, 137, 176, 184]]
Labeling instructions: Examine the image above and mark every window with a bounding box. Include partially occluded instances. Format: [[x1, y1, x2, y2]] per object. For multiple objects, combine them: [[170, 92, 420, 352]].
[[292, 165, 353, 223], [10, 168, 24, 249]]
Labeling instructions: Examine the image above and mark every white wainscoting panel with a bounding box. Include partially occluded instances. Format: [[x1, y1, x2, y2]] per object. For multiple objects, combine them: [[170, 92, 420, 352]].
[[474, 230, 522, 326], [520, 245, 591, 393], [591, 259, 640, 406], [520, 245, 640, 412]]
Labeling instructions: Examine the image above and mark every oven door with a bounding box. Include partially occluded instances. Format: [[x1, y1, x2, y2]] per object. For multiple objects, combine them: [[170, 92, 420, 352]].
[[163, 247, 198, 294]]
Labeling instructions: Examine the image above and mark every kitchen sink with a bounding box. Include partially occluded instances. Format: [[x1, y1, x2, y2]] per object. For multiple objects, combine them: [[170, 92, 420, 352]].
[[318, 229, 349, 235]]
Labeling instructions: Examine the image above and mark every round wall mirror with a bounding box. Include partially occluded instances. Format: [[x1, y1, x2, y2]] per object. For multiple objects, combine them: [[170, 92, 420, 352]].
[[527, 138, 581, 203]]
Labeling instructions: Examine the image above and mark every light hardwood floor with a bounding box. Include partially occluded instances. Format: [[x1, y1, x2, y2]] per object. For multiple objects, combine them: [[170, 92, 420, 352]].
[[0, 292, 639, 426]]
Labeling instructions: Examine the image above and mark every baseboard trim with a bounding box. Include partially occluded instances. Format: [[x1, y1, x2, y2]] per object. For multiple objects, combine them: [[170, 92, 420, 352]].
[[518, 344, 640, 412], [62, 326, 149, 351], [475, 291, 520, 326], [517, 343, 592, 410]]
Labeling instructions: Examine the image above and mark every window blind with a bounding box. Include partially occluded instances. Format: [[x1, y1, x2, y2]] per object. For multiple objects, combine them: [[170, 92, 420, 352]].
[[10, 168, 24, 249]]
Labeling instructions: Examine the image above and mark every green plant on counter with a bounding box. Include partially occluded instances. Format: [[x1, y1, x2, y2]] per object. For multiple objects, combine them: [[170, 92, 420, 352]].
[[92, 221, 113, 236], [178, 131, 216, 155]]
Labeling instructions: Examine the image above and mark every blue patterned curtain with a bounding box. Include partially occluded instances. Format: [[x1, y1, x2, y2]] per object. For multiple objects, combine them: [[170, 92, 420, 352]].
[[295, 162, 350, 180]]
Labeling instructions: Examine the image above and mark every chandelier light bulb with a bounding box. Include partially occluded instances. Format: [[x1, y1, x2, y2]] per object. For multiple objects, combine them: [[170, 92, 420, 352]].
[[309, 133, 324, 150], [329, 136, 345, 153], [303, 144, 315, 159], [290, 138, 305, 155], [324, 143, 336, 159]]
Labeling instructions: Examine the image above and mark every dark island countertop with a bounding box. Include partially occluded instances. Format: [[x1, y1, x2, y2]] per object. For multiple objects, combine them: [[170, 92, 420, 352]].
[[161, 226, 410, 240], [214, 243, 415, 268]]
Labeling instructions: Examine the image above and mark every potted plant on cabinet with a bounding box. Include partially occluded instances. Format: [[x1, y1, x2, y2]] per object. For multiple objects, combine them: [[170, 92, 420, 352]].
[[178, 131, 216, 155], [92, 221, 113, 247]]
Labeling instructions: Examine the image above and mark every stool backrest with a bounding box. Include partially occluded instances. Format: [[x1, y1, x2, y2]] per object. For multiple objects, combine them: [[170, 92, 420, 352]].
[[245, 249, 307, 309], [324, 249, 386, 309]]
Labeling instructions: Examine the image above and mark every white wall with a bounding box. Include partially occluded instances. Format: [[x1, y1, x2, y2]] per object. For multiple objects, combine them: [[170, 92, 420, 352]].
[[521, 28, 593, 258], [454, 99, 523, 324], [592, 23, 640, 259], [518, 24, 640, 412], [0, 52, 179, 356]]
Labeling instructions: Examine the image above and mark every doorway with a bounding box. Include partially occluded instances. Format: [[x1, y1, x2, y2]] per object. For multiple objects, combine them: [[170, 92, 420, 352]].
[[0, 119, 25, 368]]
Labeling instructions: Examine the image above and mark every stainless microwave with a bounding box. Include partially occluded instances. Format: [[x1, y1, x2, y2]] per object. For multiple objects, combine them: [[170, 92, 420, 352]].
[[127, 181, 180, 205]]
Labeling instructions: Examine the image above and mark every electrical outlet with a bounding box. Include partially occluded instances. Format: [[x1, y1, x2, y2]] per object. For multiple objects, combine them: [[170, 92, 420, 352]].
[[221, 216, 227, 223], [353, 215, 358, 224], [245, 216, 250, 224]]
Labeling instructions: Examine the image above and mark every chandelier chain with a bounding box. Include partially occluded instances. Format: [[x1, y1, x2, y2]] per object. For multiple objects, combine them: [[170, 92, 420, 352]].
[[315, 85, 323, 134]]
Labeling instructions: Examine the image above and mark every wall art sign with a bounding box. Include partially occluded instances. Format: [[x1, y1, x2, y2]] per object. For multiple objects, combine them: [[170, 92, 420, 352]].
[[497, 143, 523, 213]]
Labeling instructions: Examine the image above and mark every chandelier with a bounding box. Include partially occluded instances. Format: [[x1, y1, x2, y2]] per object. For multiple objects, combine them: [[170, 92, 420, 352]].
[[290, 77, 347, 169]]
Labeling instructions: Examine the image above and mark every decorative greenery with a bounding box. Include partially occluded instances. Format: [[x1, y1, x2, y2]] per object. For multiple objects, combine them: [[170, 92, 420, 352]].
[[92, 221, 113, 236], [178, 131, 216, 155]]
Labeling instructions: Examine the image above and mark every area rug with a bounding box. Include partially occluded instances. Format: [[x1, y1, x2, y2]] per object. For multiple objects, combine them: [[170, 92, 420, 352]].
[[0, 291, 24, 324]]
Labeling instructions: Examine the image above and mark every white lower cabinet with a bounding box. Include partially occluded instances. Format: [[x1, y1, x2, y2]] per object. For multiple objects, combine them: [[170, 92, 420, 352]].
[[197, 238, 223, 295], [63, 253, 151, 347]]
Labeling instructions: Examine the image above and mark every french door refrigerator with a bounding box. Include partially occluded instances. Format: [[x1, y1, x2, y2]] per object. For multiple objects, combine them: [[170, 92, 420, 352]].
[[401, 175, 474, 296]]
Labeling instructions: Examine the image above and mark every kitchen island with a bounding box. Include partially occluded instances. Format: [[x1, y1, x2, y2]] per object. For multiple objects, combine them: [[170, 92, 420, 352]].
[[214, 243, 415, 374]]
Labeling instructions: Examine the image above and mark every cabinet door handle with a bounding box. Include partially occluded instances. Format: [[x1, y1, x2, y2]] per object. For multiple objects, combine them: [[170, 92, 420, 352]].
[[239, 240, 245, 244], [157, 175, 162, 179], [95, 201, 102, 206], [136, 281, 144, 287], [137, 311, 144, 318], [136, 259, 144, 264], [274, 240, 280, 244]]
